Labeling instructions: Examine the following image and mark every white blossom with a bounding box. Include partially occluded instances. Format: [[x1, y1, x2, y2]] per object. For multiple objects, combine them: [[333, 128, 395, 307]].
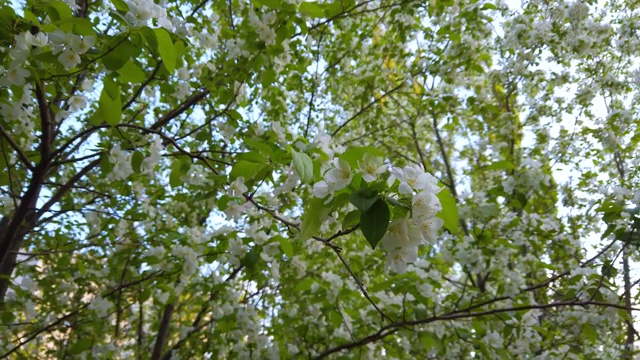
[[325, 159, 353, 191], [357, 153, 387, 182]]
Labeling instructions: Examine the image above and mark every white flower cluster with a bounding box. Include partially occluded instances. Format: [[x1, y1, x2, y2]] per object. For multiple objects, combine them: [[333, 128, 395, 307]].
[[172, 244, 198, 281], [0, 84, 36, 145], [313, 153, 387, 200], [88, 296, 111, 317], [141, 137, 163, 174], [248, 11, 277, 46], [1, 32, 47, 87], [313, 147, 444, 273], [48, 30, 95, 70], [124, 0, 173, 29], [108, 144, 134, 181], [383, 166, 444, 274]]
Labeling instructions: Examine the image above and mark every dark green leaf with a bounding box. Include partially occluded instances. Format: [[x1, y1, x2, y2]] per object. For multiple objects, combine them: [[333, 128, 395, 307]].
[[68, 339, 92, 354], [102, 38, 138, 71], [241, 247, 261, 271], [360, 199, 390, 249], [131, 151, 144, 173], [349, 190, 379, 212]]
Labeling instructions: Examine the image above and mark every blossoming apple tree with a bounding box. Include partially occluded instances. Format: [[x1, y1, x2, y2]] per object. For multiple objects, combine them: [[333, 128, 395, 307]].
[[1, 0, 640, 358]]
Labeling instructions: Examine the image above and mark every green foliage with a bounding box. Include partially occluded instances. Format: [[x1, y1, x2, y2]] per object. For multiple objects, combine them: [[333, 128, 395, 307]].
[[0, 0, 637, 359]]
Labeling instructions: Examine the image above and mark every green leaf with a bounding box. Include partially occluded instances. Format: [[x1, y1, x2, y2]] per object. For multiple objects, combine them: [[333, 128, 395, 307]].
[[169, 168, 183, 188], [103, 76, 120, 99], [131, 151, 144, 173], [420, 332, 443, 353], [97, 78, 121, 126], [102, 38, 139, 71], [338, 146, 385, 168], [139, 287, 152, 302], [229, 160, 266, 182], [437, 188, 459, 234], [236, 151, 265, 163], [68, 339, 92, 354], [241, 247, 261, 271], [169, 157, 190, 188], [138, 27, 158, 51], [294, 277, 314, 292], [299, 2, 324, 18], [360, 199, 390, 249], [349, 190, 379, 212], [291, 148, 314, 183], [153, 28, 175, 72], [254, 0, 282, 9], [298, 197, 331, 241], [342, 210, 361, 229], [324, 2, 344, 17], [278, 237, 293, 258], [117, 60, 146, 83], [482, 3, 498, 10], [48, 2, 73, 21], [110, 0, 129, 12], [0, 310, 15, 323], [485, 160, 515, 171]]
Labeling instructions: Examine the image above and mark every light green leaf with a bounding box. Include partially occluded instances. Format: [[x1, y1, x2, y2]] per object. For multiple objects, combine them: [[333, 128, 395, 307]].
[[299, 2, 324, 18], [254, 0, 282, 9], [485, 160, 515, 171], [437, 188, 459, 234], [97, 78, 121, 126], [229, 160, 266, 182], [294, 277, 314, 292], [338, 146, 385, 168], [110, 0, 130, 12], [278, 237, 293, 258], [298, 197, 331, 241], [342, 209, 361, 229], [291, 148, 314, 184], [48, 1, 72, 21], [153, 28, 175, 72], [117, 60, 146, 83], [360, 199, 390, 249]]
